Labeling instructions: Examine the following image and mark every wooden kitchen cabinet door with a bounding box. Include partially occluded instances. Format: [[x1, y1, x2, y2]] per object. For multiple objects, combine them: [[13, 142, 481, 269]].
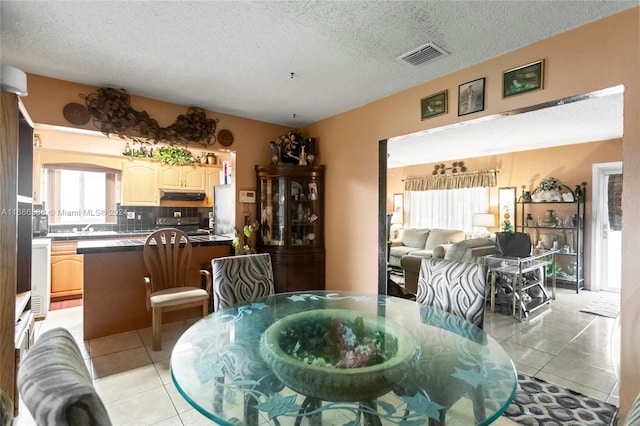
[[51, 242, 83, 299], [122, 160, 159, 205], [159, 165, 205, 191]]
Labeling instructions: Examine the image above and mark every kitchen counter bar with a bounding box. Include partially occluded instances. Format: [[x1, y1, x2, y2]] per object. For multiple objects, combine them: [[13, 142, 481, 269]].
[[77, 234, 233, 254], [81, 235, 233, 340]]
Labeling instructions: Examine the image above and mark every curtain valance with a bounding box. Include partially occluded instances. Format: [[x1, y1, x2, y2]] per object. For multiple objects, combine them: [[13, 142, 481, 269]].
[[404, 169, 497, 191]]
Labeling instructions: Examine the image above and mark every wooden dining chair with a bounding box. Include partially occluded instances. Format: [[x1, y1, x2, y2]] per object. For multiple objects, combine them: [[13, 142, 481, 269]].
[[143, 228, 211, 351], [400, 258, 489, 426]]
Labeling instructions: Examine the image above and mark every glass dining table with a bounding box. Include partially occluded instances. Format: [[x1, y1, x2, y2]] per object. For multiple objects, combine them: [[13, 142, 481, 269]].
[[170, 291, 517, 425]]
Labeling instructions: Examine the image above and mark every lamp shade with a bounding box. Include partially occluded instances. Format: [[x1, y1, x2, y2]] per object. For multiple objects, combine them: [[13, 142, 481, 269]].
[[472, 213, 495, 228], [390, 211, 403, 225]]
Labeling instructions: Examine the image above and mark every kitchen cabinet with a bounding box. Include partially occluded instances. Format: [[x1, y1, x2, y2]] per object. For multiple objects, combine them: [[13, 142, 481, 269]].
[[51, 241, 83, 300], [122, 159, 159, 205], [159, 165, 206, 191], [256, 165, 325, 292]]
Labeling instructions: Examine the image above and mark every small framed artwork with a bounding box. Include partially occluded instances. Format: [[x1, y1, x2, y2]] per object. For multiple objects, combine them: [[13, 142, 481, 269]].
[[458, 78, 485, 116], [498, 187, 517, 232], [420, 90, 448, 120], [503, 60, 544, 98], [393, 193, 403, 213], [308, 182, 318, 200]]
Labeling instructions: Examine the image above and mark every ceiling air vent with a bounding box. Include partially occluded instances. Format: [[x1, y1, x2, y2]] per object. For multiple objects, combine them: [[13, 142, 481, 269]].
[[398, 42, 449, 66]]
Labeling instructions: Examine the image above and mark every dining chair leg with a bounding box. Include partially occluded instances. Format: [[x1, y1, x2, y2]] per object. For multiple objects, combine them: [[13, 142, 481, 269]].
[[212, 376, 224, 413], [359, 400, 382, 426], [201, 300, 208, 317], [152, 307, 162, 351], [244, 394, 259, 426]]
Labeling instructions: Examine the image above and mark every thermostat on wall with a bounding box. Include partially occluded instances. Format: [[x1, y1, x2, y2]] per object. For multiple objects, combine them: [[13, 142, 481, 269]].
[[239, 190, 256, 203]]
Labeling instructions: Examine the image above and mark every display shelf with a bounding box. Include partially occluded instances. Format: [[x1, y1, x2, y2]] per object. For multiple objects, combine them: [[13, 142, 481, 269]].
[[517, 182, 586, 293]]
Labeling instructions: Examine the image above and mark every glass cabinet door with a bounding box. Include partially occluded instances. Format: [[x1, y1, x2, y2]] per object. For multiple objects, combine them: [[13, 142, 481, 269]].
[[290, 176, 322, 247], [259, 176, 286, 246]]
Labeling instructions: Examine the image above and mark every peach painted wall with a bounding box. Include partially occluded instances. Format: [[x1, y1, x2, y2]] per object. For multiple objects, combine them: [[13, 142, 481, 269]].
[[21, 74, 291, 226], [304, 8, 639, 417], [388, 139, 623, 289]]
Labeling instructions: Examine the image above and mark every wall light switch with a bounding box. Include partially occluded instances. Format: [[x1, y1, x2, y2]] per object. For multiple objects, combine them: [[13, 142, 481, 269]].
[[127, 212, 135, 219]]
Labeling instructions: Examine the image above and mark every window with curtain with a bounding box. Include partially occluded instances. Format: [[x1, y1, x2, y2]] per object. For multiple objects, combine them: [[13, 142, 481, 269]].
[[407, 187, 489, 234], [403, 169, 496, 234]]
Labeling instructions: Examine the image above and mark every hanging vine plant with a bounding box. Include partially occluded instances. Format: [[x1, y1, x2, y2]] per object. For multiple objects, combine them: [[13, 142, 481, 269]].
[[81, 87, 219, 147]]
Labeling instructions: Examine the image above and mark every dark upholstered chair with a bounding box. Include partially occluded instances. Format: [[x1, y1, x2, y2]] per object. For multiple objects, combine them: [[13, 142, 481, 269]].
[[211, 253, 275, 311], [18, 327, 112, 426], [405, 258, 489, 425], [143, 228, 211, 351]]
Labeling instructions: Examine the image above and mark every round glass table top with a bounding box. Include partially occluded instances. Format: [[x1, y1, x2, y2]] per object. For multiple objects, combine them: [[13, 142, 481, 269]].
[[170, 291, 516, 425]]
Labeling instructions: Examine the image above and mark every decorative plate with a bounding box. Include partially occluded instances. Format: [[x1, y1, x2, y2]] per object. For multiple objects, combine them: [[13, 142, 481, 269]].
[[63, 103, 90, 125], [217, 129, 234, 146]]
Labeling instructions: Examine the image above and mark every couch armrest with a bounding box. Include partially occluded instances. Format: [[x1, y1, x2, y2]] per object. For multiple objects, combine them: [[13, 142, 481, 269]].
[[432, 243, 453, 259], [390, 240, 403, 247]]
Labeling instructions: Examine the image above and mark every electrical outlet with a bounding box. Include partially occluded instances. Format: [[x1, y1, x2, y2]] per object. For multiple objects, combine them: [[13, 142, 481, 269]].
[[174, 211, 181, 218], [137, 214, 141, 220], [127, 212, 135, 219]]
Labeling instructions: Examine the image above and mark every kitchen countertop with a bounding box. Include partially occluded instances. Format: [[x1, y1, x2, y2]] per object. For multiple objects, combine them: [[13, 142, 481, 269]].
[[77, 234, 234, 254]]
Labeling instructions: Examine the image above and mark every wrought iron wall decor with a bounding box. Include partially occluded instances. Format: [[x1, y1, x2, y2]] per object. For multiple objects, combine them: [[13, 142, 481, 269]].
[[81, 87, 219, 146], [432, 161, 467, 175]]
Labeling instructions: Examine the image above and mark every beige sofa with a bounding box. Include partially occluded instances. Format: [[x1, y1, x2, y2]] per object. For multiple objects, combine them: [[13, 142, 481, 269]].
[[389, 228, 465, 268], [400, 237, 495, 294]]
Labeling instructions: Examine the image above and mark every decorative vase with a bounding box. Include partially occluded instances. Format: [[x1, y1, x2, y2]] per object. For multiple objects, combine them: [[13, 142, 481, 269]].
[[526, 213, 535, 227], [269, 141, 279, 165], [539, 210, 557, 227]]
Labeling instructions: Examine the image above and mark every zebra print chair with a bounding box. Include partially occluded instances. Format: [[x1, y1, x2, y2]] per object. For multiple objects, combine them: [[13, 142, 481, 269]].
[[210, 253, 281, 425], [402, 258, 489, 425], [18, 327, 112, 426], [211, 253, 275, 311]]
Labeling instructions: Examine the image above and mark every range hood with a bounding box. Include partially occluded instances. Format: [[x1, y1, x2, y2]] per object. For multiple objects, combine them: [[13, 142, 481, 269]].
[[160, 191, 206, 201]]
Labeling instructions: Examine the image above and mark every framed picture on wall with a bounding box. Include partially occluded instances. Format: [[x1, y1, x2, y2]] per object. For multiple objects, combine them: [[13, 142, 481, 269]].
[[393, 193, 403, 213], [503, 60, 544, 98], [458, 78, 485, 116], [420, 90, 448, 120], [498, 187, 517, 232]]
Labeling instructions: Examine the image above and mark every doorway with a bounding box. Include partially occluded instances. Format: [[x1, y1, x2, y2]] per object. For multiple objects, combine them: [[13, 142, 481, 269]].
[[591, 162, 623, 293]]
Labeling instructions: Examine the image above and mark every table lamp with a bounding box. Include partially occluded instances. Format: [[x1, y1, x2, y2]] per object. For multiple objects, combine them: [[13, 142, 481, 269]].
[[472, 213, 495, 237], [389, 211, 403, 240]]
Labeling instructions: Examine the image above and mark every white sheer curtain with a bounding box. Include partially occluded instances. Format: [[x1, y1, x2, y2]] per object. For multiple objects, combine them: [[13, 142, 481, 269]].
[[406, 187, 489, 234]]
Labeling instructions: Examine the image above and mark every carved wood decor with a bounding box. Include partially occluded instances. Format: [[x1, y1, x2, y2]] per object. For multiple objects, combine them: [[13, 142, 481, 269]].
[[82, 88, 219, 146]]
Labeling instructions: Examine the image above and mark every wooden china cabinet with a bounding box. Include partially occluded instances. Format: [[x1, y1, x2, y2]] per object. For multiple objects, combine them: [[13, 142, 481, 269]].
[[255, 165, 325, 292]]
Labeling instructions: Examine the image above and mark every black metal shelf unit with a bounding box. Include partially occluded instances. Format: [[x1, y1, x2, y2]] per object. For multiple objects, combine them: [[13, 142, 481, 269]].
[[516, 182, 587, 293]]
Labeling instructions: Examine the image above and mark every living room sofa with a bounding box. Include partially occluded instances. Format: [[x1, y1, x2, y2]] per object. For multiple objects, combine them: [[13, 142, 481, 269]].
[[400, 237, 495, 294], [389, 228, 466, 269]]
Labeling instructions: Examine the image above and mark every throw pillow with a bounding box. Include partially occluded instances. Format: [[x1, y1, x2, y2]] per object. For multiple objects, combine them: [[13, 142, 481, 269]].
[[424, 229, 465, 250], [400, 228, 430, 249]]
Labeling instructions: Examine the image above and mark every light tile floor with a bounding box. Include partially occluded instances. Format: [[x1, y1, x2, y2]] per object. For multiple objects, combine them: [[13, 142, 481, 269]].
[[14, 287, 619, 425]]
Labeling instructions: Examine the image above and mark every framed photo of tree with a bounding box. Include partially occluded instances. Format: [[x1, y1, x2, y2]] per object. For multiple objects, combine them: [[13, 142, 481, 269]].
[[498, 187, 517, 232]]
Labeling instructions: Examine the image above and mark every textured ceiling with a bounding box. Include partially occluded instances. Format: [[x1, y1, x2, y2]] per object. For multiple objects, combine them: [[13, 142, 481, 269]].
[[1, 0, 636, 130]]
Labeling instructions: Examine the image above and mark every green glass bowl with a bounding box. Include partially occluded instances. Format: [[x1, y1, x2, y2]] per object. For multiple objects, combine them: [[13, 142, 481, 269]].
[[259, 309, 420, 402]]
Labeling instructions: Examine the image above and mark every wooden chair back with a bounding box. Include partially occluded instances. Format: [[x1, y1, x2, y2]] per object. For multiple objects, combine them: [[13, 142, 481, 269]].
[[143, 228, 193, 294]]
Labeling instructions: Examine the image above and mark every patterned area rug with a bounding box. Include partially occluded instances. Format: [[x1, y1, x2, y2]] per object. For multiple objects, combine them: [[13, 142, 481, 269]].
[[580, 292, 620, 318], [49, 297, 83, 311], [504, 373, 617, 425]]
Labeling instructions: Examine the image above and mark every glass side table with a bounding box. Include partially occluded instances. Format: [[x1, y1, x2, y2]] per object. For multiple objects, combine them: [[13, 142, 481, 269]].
[[485, 250, 558, 321]]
